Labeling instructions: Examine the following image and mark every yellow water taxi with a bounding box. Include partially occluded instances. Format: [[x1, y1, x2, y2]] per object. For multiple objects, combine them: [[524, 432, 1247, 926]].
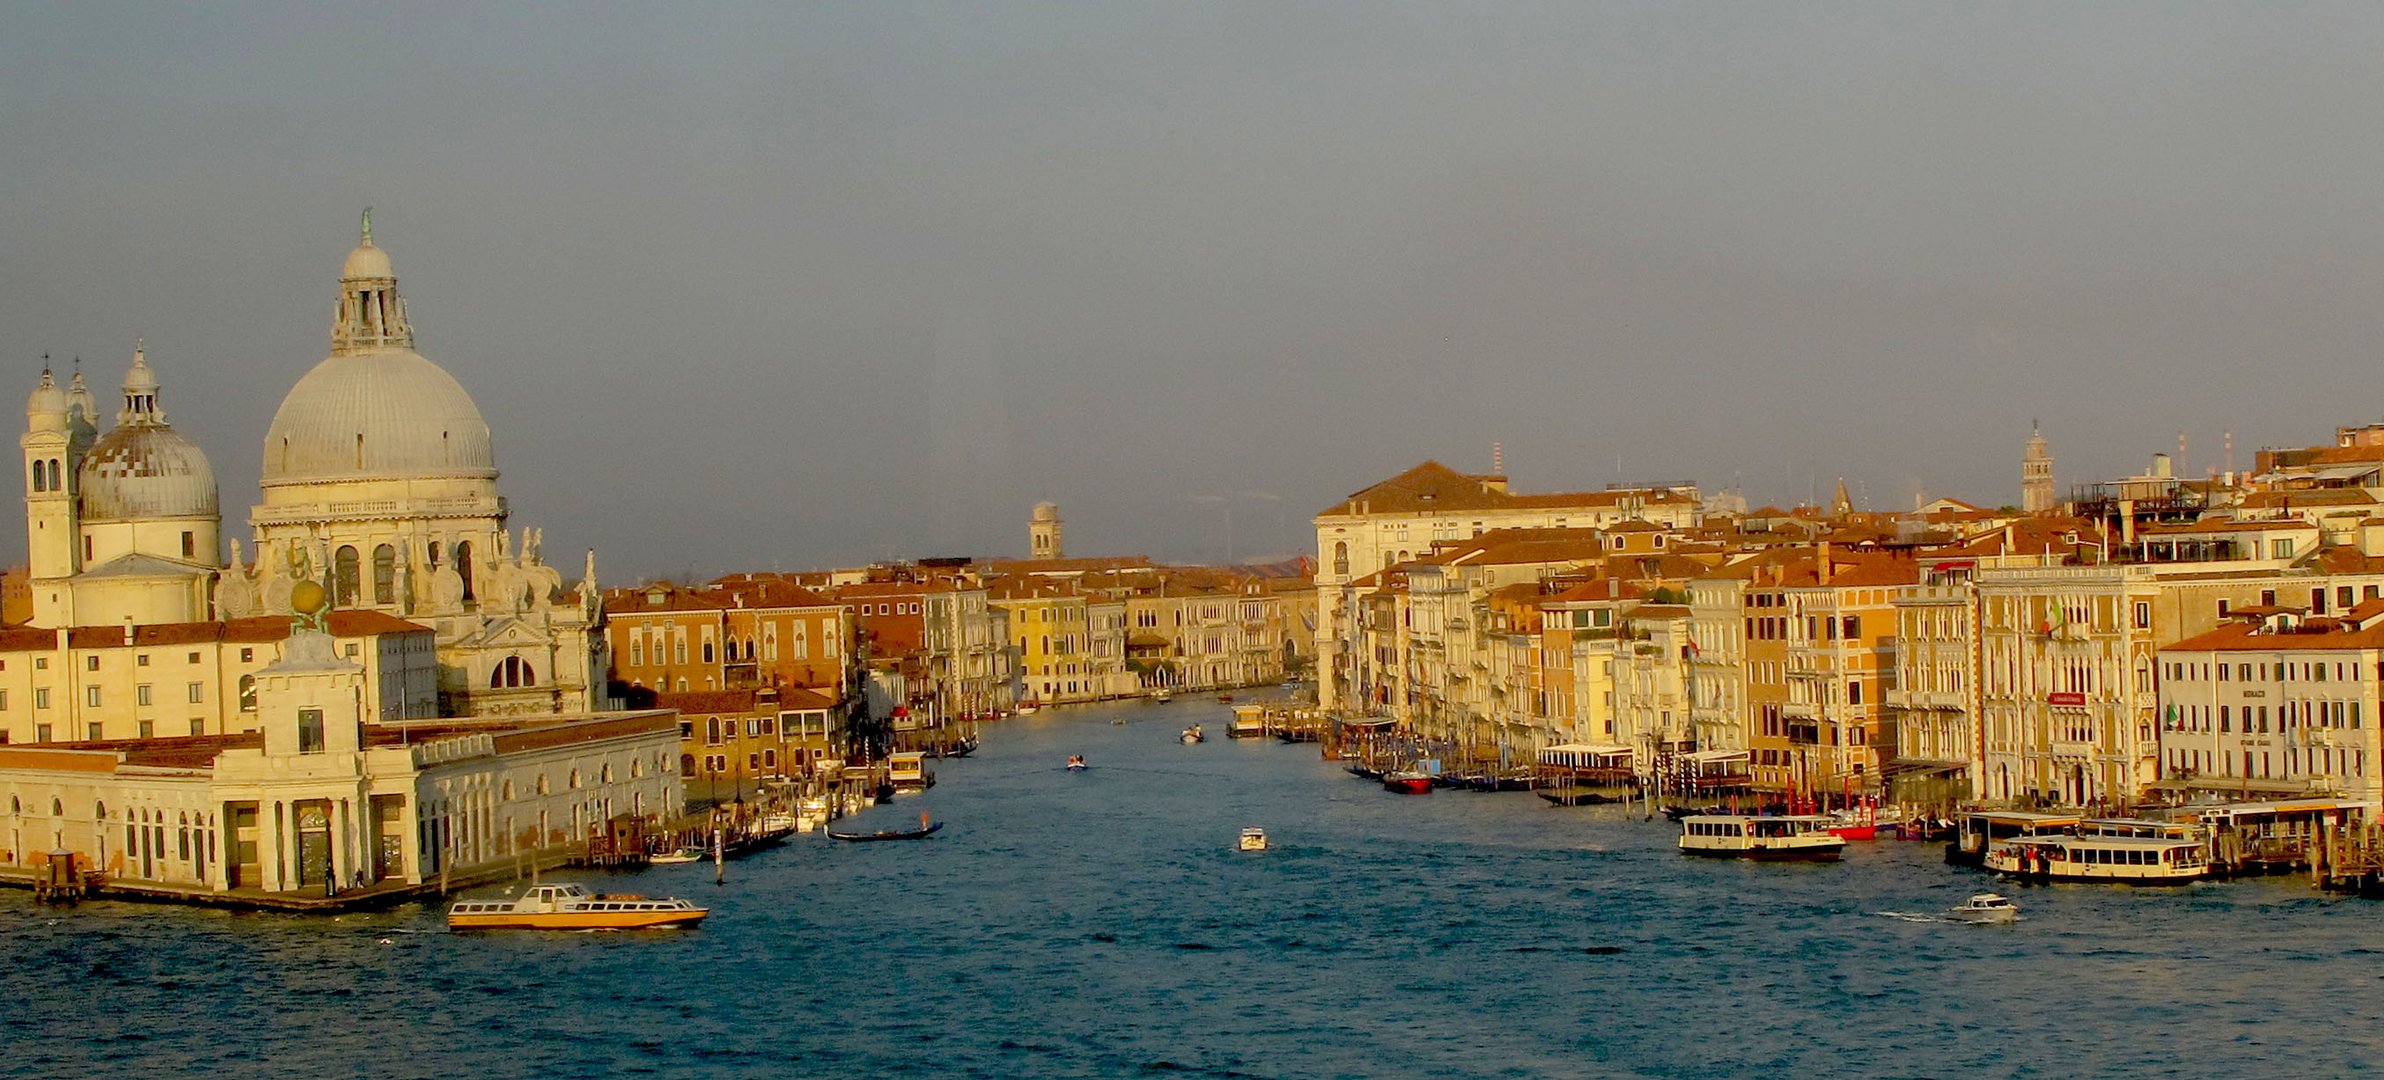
[[446, 883, 709, 931]]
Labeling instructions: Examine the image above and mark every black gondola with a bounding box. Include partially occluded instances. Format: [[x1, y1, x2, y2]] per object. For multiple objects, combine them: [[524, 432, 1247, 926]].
[[827, 821, 945, 842]]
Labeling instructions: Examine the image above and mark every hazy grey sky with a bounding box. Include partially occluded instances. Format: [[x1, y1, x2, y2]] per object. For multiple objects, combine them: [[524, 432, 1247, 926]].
[[6, 4, 2382, 580]]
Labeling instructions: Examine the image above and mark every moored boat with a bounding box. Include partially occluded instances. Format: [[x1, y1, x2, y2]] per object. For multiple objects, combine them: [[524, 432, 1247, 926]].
[[1945, 893, 2020, 923], [447, 883, 708, 931], [648, 847, 704, 865], [886, 752, 935, 794], [1678, 815, 1847, 861], [1985, 834, 2211, 884], [1382, 770, 1434, 794]]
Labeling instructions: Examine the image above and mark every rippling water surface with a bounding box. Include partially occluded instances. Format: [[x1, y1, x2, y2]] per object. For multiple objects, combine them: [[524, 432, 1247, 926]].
[[13, 697, 2384, 1078]]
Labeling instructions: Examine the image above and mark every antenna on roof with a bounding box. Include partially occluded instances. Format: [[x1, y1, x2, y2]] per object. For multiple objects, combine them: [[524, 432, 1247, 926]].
[[1492, 441, 1504, 476]]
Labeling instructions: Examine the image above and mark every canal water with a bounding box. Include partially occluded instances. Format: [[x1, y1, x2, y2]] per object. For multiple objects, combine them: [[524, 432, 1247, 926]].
[[11, 696, 2383, 1078]]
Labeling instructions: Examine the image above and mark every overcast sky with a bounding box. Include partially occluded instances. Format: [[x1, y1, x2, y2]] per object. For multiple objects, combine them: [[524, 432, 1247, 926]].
[[5, 4, 2382, 581]]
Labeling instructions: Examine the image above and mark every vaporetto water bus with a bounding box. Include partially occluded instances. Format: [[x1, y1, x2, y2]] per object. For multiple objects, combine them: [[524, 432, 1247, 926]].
[[447, 883, 710, 931], [1984, 834, 2212, 884], [1677, 815, 1848, 860]]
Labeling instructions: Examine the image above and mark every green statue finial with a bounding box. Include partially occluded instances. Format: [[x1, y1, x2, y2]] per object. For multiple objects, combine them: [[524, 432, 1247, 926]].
[[361, 207, 373, 245]]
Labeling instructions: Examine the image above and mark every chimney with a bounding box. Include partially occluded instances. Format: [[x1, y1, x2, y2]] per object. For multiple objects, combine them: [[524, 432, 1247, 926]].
[[1818, 541, 1833, 586], [2120, 499, 2136, 546]]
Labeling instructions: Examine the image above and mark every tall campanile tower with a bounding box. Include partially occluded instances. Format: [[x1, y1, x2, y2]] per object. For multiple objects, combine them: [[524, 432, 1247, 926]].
[[2022, 422, 2056, 514], [1029, 501, 1064, 560]]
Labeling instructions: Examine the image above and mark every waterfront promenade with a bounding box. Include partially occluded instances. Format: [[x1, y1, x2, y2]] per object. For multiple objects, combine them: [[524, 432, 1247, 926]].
[[12, 696, 2383, 1078]]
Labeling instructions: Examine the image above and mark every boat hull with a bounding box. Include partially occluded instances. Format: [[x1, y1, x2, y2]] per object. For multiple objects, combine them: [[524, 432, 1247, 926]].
[[448, 909, 707, 931], [1382, 775, 1433, 794], [1679, 843, 1845, 861]]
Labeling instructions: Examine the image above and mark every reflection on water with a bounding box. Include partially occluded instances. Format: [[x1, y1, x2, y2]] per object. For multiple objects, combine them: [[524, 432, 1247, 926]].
[[11, 696, 2383, 1077]]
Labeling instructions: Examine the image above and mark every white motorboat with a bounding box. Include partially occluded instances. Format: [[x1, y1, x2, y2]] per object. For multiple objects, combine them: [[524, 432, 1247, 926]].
[[1945, 893, 2020, 924], [1238, 827, 1268, 852], [648, 847, 704, 865], [1181, 725, 1205, 744]]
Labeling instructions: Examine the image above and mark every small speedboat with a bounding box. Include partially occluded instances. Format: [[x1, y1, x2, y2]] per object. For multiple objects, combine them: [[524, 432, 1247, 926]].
[[1238, 827, 1269, 852], [1152, 688, 1173, 703], [1946, 893, 2020, 924], [448, 883, 708, 931], [648, 847, 705, 865], [1382, 770, 1433, 795], [1181, 725, 1205, 744], [1066, 755, 1088, 771]]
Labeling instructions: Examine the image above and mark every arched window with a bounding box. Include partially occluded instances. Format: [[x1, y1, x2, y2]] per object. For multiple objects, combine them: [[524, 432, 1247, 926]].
[[46, 459, 60, 491], [426, 542, 441, 570], [501, 780, 515, 801], [680, 754, 696, 778], [334, 546, 361, 606], [1333, 541, 1349, 577], [630, 637, 644, 666], [536, 774, 550, 795], [568, 769, 581, 790], [371, 544, 396, 604], [30, 461, 43, 493], [491, 656, 535, 689], [238, 674, 257, 711], [601, 764, 614, 784], [51, 798, 63, 817], [455, 541, 475, 601]]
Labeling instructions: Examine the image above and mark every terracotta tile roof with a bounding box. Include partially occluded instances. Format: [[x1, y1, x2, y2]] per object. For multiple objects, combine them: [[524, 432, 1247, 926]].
[[2165, 620, 2384, 652], [777, 686, 838, 711], [655, 689, 761, 714], [1318, 460, 1690, 518]]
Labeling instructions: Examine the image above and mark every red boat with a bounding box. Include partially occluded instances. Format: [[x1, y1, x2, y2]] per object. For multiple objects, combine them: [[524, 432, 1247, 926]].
[[1382, 771, 1434, 794]]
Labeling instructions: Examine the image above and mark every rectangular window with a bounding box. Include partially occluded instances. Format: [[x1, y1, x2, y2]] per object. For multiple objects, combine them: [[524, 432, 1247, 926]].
[[137, 654, 150, 667], [32, 657, 45, 670], [136, 684, 152, 707], [34, 723, 50, 743], [85, 686, 101, 708], [34, 688, 49, 710], [188, 682, 203, 704], [137, 720, 153, 739], [189, 718, 203, 736], [240, 648, 253, 663], [86, 722, 101, 741], [297, 708, 324, 754], [85, 655, 100, 672], [187, 651, 200, 664]]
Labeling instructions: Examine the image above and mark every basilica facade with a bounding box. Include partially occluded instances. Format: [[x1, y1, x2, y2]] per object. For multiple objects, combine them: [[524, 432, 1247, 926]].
[[21, 219, 611, 721]]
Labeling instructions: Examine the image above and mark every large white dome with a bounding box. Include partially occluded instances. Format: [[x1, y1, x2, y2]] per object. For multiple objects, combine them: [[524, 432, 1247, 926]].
[[260, 226, 497, 487], [261, 348, 496, 485]]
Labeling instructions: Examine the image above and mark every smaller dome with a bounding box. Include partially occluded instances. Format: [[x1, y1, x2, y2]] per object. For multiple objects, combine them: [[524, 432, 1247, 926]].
[[343, 239, 393, 281], [65, 372, 99, 430], [1032, 501, 1060, 521], [25, 370, 65, 430], [80, 425, 218, 522]]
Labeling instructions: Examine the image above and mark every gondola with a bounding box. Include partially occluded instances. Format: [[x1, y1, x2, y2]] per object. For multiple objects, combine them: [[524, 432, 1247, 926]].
[[827, 821, 944, 842]]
